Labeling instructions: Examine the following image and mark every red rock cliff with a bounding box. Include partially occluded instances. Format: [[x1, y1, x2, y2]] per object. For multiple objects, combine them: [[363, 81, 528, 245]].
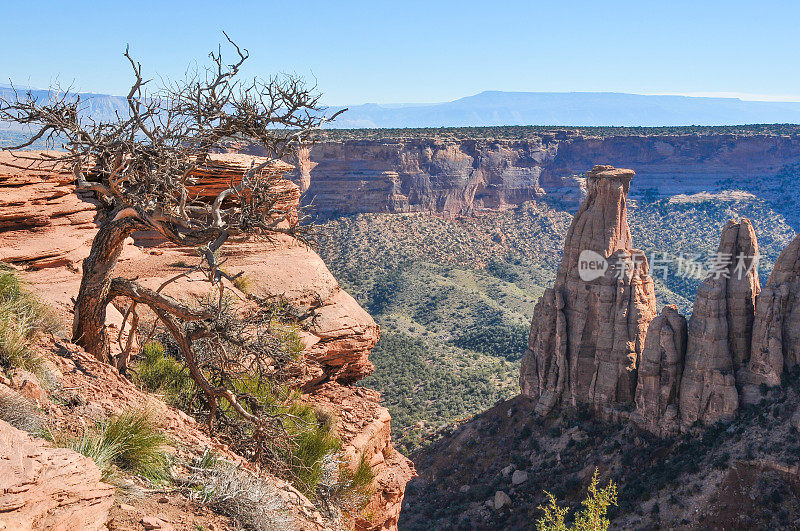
[[0, 151, 414, 531]]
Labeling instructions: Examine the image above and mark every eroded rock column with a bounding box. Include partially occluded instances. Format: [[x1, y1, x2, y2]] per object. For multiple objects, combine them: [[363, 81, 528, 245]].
[[678, 219, 760, 428], [632, 305, 687, 436], [520, 165, 657, 416], [740, 231, 800, 402]]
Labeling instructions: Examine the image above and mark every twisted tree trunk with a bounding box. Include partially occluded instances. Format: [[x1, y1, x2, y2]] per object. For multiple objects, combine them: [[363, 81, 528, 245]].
[[72, 215, 143, 361]]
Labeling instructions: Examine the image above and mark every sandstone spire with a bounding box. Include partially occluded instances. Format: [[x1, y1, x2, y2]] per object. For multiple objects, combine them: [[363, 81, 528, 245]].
[[631, 305, 687, 436], [740, 231, 800, 402], [520, 165, 657, 415], [678, 219, 760, 428]]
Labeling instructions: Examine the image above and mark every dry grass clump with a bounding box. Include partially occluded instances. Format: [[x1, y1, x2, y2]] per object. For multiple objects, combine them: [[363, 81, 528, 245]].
[[187, 449, 294, 531], [0, 385, 44, 434], [53, 409, 170, 482], [0, 265, 60, 371], [232, 273, 253, 295]]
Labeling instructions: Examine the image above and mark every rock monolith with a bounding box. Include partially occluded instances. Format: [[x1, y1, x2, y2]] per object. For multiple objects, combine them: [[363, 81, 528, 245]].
[[740, 231, 800, 402], [520, 165, 657, 416], [678, 219, 760, 428]]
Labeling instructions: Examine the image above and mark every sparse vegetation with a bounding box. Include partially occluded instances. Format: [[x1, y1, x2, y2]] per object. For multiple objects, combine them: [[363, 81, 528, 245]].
[[361, 331, 517, 452], [0, 265, 60, 371], [310, 124, 800, 143], [537, 470, 618, 531], [131, 337, 361, 504]]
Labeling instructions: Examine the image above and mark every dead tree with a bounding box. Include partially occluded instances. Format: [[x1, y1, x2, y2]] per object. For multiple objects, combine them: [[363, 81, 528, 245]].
[[0, 36, 342, 438]]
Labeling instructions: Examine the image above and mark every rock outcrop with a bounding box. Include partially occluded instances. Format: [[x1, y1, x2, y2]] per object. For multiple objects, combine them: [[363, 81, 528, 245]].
[[631, 305, 687, 436], [0, 419, 115, 531], [312, 383, 415, 530], [0, 154, 99, 269], [519, 165, 657, 416], [0, 152, 413, 531], [678, 219, 760, 428], [519, 167, 783, 434], [740, 230, 800, 402]]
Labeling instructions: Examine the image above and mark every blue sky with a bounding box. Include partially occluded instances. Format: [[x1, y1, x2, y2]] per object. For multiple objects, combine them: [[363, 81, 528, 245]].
[[2, 0, 799, 105]]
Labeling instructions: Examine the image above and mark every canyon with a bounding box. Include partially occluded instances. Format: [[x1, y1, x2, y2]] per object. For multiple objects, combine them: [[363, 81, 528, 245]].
[[402, 163, 800, 529], [4, 125, 800, 529]]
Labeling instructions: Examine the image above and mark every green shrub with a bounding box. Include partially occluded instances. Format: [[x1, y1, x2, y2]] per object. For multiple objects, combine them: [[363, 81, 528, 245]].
[[282, 398, 342, 496], [350, 453, 376, 496], [333, 453, 377, 521], [537, 469, 618, 531], [487, 258, 520, 283], [55, 409, 170, 482], [452, 323, 529, 361], [132, 341, 195, 408], [211, 378, 342, 500], [0, 267, 60, 371], [271, 322, 305, 360]]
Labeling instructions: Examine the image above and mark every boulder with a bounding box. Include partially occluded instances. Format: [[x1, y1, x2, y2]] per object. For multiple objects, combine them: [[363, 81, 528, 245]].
[[494, 491, 512, 510], [141, 515, 175, 530], [678, 219, 759, 428], [0, 419, 114, 530], [511, 470, 528, 485]]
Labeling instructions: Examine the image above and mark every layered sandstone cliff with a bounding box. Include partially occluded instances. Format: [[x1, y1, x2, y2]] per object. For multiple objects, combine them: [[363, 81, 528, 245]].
[[0, 419, 115, 530], [273, 133, 800, 217], [0, 151, 413, 530], [519, 165, 657, 417]]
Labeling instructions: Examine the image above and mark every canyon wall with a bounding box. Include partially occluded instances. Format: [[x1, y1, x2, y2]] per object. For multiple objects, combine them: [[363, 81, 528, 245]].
[[286, 133, 800, 217]]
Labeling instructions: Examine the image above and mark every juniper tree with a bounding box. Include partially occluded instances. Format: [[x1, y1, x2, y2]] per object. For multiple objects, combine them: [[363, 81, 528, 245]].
[[0, 36, 342, 440]]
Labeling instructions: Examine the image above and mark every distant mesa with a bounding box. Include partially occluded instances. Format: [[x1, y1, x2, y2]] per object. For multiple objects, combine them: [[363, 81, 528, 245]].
[[321, 91, 800, 128], [4, 86, 800, 131]]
